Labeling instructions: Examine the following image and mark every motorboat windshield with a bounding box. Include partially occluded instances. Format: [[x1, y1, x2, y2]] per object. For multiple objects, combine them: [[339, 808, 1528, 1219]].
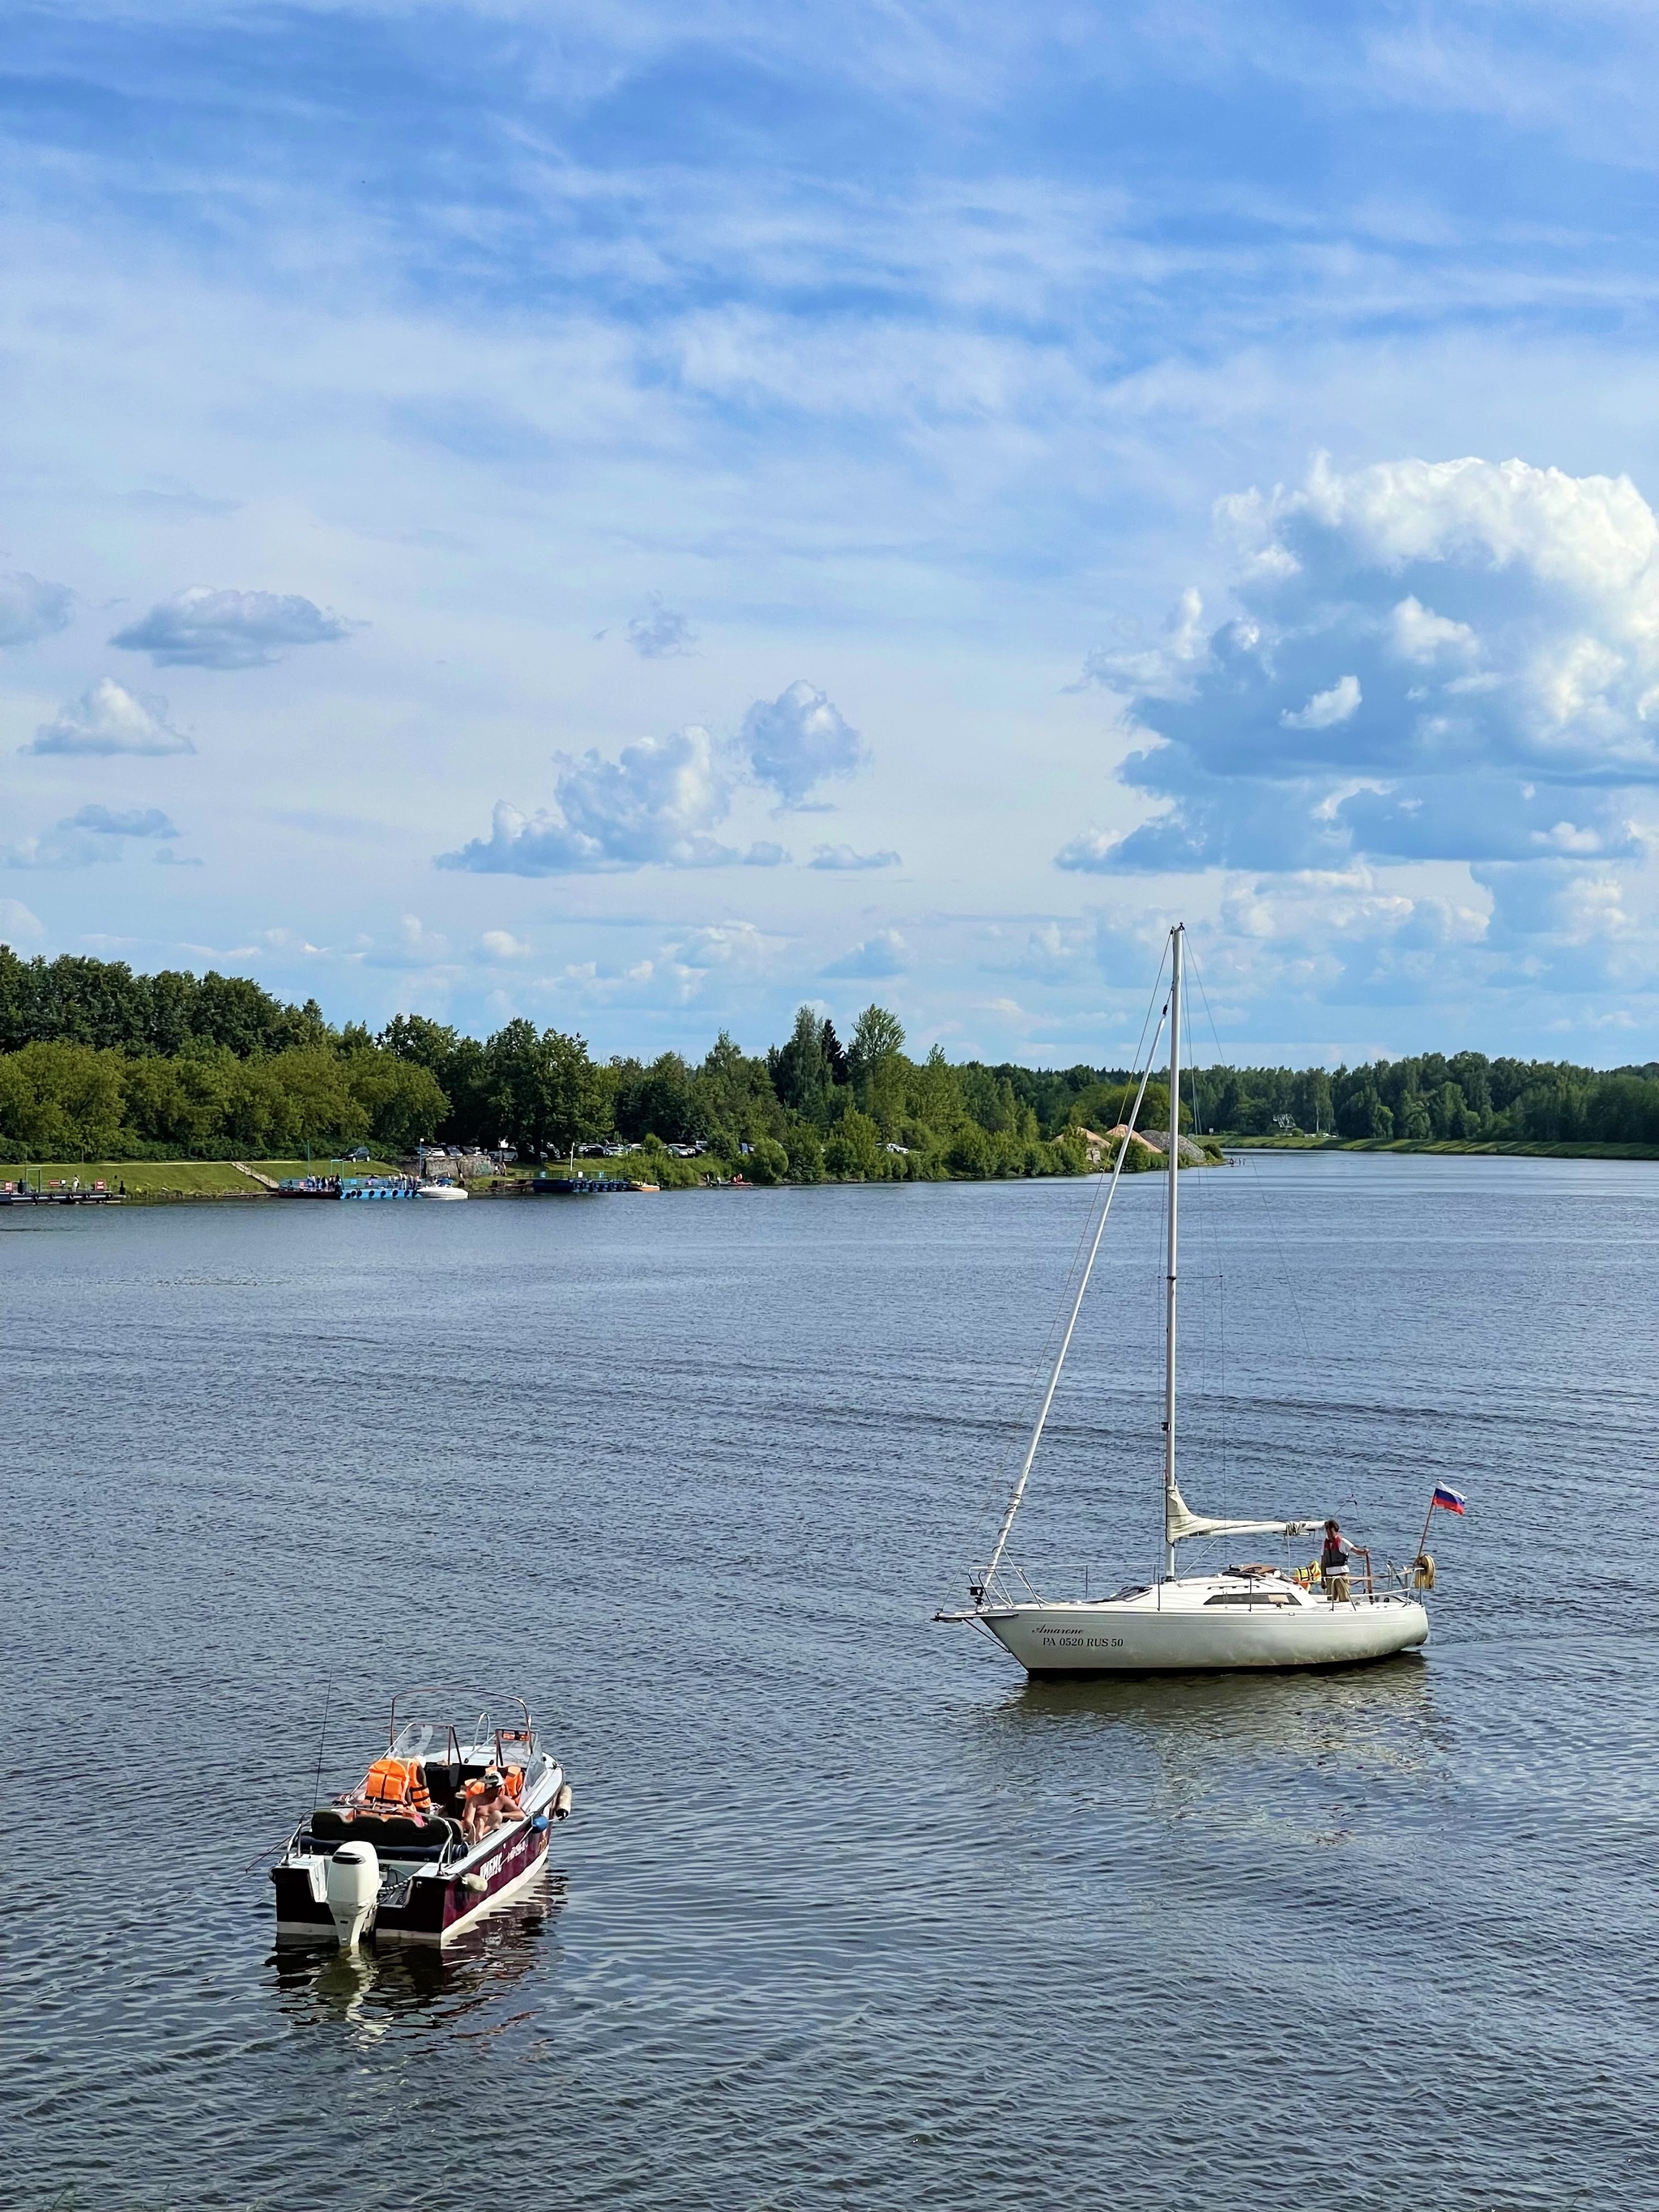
[[386, 1686, 538, 1767]]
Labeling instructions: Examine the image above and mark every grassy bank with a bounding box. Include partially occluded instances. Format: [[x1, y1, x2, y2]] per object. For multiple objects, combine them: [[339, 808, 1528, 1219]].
[[1225, 1135, 1659, 1161], [0, 1157, 403, 1200]]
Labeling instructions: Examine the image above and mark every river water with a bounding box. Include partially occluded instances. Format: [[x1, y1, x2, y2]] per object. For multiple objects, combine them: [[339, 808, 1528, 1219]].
[[3, 1154, 1654, 2210]]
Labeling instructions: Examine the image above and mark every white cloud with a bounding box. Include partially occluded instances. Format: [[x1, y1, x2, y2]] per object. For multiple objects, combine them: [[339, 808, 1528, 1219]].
[[440, 725, 785, 873], [674, 919, 785, 970], [807, 842, 901, 870], [1054, 828, 1119, 874], [1281, 673, 1361, 730], [109, 586, 356, 668], [1063, 454, 1659, 885], [1390, 595, 1479, 666], [359, 914, 451, 969], [625, 595, 696, 658], [3, 829, 119, 870], [821, 928, 907, 978], [61, 804, 179, 840], [0, 571, 74, 649], [4, 802, 177, 871], [480, 929, 531, 959], [742, 680, 866, 805], [24, 677, 195, 757], [0, 897, 45, 940]]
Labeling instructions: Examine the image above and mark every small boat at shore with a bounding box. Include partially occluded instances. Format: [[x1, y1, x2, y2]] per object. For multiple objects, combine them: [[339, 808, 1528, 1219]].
[[271, 1689, 571, 1947], [416, 1179, 468, 1200]]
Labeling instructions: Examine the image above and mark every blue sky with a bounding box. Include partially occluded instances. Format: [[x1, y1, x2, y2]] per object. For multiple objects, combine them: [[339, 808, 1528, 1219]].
[[5, 2, 1659, 1066]]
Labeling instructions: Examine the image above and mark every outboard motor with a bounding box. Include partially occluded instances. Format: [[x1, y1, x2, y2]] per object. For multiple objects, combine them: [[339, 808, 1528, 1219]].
[[325, 1842, 379, 1949]]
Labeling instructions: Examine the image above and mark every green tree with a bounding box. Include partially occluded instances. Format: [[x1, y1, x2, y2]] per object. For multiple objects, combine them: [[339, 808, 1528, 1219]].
[[0, 1041, 127, 1157], [848, 1004, 906, 1079], [769, 1005, 834, 1122], [784, 1123, 825, 1182], [122, 1052, 235, 1151], [342, 1051, 450, 1152], [484, 1022, 611, 1158], [1398, 1088, 1433, 1140], [743, 1135, 790, 1184], [945, 1122, 992, 1177], [824, 1107, 882, 1178]]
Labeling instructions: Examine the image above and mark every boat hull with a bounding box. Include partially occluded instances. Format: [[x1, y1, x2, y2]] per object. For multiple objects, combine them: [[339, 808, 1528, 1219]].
[[979, 1594, 1430, 1675], [273, 1815, 552, 1946]]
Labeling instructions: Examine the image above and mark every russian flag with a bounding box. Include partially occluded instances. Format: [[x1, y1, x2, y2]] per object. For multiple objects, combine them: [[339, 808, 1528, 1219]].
[[1431, 1485, 1467, 1515]]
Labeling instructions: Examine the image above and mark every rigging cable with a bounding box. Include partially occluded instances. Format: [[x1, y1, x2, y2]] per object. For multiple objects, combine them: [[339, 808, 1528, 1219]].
[[953, 944, 1172, 1574], [979, 956, 1174, 1589]]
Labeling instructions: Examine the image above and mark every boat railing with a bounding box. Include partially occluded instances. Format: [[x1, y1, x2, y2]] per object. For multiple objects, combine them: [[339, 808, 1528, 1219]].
[[970, 1561, 1116, 1605]]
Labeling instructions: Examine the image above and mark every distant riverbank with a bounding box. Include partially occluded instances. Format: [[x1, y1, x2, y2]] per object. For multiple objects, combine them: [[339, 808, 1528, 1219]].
[[0, 1158, 402, 1202], [1226, 1134, 1659, 1161]]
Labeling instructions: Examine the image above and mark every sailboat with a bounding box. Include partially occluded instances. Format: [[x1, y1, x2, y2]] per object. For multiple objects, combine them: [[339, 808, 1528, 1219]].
[[939, 923, 1430, 1675]]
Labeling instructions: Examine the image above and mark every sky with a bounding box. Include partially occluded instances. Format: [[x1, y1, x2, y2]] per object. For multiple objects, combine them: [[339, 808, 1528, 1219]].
[[6, 2, 1659, 1068]]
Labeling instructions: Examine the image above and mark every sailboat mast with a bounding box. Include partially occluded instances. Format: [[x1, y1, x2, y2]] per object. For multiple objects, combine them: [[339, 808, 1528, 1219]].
[[1162, 923, 1182, 1579]]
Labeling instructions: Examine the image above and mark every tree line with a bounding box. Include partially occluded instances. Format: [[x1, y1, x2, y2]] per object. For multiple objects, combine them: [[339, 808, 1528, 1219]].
[[1188, 1051, 1659, 1147], [3, 943, 1657, 1166]]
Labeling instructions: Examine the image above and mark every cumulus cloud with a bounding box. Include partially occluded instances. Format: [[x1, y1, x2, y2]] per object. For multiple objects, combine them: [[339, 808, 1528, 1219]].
[[0, 571, 74, 648], [0, 897, 46, 940], [439, 725, 784, 874], [743, 680, 866, 805], [24, 677, 195, 757], [1064, 455, 1659, 880], [674, 920, 785, 971], [480, 929, 531, 960], [1282, 674, 1361, 730], [4, 802, 181, 869], [360, 914, 451, 969], [626, 595, 696, 658], [61, 804, 179, 839], [807, 842, 900, 870], [3, 830, 116, 871], [821, 928, 907, 978], [110, 586, 356, 667]]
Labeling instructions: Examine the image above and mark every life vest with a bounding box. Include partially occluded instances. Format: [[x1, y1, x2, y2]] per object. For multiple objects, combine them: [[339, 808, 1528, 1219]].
[[503, 1765, 524, 1803], [363, 1756, 432, 1810]]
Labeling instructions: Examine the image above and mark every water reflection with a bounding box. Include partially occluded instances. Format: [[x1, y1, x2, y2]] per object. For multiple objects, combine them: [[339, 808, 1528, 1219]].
[[1004, 1650, 1439, 1747], [269, 1871, 568, 2038], [968, 1656, 1451, 1849]]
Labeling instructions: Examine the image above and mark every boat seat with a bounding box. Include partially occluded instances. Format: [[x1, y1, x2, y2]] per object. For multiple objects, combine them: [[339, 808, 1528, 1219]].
[[308, 1809, 456, 1852]]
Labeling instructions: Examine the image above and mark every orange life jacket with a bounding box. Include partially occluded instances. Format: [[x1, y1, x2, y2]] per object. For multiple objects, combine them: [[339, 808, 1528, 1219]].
[[503, 1765, 523, 1803], [363, 1756, 432, 1810]]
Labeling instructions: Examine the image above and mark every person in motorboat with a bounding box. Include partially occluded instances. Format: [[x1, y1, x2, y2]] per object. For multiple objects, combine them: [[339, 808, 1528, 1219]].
[[461, 1766, 517, 1843]]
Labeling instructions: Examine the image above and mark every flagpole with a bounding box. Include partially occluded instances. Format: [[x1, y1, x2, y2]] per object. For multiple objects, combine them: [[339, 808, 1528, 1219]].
[[1414, 1495, 1437, 1563]]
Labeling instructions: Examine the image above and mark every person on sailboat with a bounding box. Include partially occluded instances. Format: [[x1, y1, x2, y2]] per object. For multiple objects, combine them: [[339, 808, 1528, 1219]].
[[1320, 1519, 1354, 1599]]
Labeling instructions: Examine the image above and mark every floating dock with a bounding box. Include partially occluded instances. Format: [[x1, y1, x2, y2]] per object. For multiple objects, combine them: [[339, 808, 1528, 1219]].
[[529, 1174, 633, 1196], [275, 1174, 422, 1200], [0, 1183, 118, 1206]]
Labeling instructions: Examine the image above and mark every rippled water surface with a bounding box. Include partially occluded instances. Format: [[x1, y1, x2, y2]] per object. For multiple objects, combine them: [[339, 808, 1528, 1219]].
[[5, 1157, 1657, 2210]]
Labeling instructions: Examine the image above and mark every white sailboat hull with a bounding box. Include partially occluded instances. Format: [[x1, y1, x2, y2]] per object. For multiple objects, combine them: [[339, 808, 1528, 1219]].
[[978, 1588, 1429, 1674]]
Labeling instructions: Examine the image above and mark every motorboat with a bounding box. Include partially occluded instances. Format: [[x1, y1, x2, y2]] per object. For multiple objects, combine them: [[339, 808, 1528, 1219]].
[[416, 1180, 467, 1200], [271, 1689, 571, 1946], [938, 923, 1437, 1676]]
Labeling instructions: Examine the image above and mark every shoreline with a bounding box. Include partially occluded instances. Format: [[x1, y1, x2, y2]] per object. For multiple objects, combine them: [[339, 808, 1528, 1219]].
[[1224, 1135, 1659, 1161]]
